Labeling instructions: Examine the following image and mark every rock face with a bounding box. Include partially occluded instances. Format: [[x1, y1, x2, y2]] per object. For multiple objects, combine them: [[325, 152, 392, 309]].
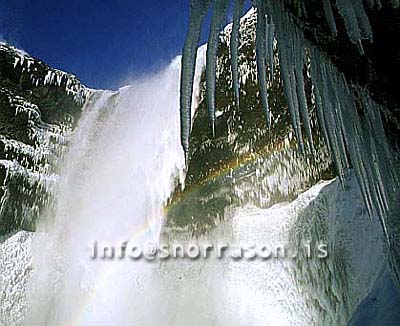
[[167, 10, 334, 234], [284, 2, 400, 108], [0, 43, 90, 236], [282, 1, 400, 147]]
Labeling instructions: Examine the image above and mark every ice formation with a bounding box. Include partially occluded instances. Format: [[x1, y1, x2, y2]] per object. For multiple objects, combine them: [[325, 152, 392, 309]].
[[0, 43, 91, 233], [264, 14, 274, 77], [2, 43, 91, 105], [230, 0, 245, 108], [206, 0, 230, 136], [0, 87, 70, 230], [180, 0, 212, 155], [179, 0, 400, 286], [254, 1, 270, 125]]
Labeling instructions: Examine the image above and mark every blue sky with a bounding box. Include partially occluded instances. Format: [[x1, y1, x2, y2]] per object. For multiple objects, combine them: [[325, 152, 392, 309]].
[[0, 0, 251, 90], [0, 0, 203, 89]]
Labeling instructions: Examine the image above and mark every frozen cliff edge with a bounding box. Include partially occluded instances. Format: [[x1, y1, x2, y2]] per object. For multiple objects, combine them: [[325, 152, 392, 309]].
[[0, 43, 92, 236]]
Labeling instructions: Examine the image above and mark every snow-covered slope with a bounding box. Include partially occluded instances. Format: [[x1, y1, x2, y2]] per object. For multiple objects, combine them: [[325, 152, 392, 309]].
[[0, 171, 389, 326]]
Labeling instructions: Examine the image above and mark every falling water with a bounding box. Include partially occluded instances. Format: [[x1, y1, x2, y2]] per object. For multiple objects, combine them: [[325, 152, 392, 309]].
[[24, 56, 188, 326]]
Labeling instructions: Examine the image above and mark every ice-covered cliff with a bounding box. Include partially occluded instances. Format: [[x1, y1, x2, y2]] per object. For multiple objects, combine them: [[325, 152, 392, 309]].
[[0, 43, 91, 236]]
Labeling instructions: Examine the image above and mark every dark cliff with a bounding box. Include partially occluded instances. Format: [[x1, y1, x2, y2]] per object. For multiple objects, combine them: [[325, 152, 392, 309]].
[[0, 43, 90, 236]]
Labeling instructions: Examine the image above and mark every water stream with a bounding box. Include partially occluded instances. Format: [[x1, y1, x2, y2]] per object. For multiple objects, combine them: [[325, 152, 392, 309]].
[[25, 57, 186, 326]]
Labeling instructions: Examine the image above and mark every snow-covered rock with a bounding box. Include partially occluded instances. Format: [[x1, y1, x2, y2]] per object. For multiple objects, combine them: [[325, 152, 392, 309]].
[[0, 43, 91, 236]]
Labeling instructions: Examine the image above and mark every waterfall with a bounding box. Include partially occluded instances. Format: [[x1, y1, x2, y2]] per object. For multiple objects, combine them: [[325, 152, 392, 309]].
[[0, 46, 389, 326], [23, 57, 188, 326]]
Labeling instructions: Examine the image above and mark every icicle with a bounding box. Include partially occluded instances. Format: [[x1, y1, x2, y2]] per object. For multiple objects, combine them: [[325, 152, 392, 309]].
[[180, 0, 212, 154], [313, 84, 330, 152], [376, 0, 383, 9], [310, 43, 399, 251], [389, 0, 399, 8], [294, 46, 314, 151], [265, 14, 275, 77], [335, 0, 364, 53], [365, 0, 376, 8], [324, 67, 349, 170], [361, 89, 391, 160], [312, 51, 345, 179], [206, 0, 230, 137], [230, 0, 245, 109], [272, 0, 304, 151], [353, 0, 373, 41], [322, 0, 338, 37], [255, 2, 270, 125]]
